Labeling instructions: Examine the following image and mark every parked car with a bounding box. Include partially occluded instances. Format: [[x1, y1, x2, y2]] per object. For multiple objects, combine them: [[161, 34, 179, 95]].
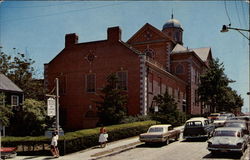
[[235, 116, 250, 131], [224, 120, 249, 134], [208, 113, 221, 122], [139, 124, 181, 144], [213, 113, 234, 128], [183, 117, 214, 139], [207, 127, 248, 154]]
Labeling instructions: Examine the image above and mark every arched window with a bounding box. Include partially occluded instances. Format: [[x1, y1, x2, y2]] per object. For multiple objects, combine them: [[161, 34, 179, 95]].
[[174, 31, 179, 41], [144, 48, 155, 59], [176, 64, 184, 74]]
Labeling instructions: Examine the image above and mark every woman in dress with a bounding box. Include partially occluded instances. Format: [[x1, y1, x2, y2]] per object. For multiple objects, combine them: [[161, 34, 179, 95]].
[[50, 131, 60, 158], [99, 126, 108, 148]]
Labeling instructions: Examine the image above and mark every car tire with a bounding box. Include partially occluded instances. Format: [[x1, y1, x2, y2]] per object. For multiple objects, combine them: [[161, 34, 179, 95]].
[[145, 142, 151, 146], [166, 139, 169, 145], [210, 151, 218, 155], [175, 134, 179, 141]]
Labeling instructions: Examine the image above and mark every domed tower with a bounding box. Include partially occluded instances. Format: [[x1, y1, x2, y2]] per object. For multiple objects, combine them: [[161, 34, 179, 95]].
[[162, 14, 183, 45]]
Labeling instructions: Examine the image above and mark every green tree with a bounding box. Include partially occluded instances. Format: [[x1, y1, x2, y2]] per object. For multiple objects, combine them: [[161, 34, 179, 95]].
[[0, 52, 12, 75], [9, 99, 47, 136], [0, 51, 45, 100], [218, 87, 243, 113], [0, 93, 13, 127], [96, 73, 128, 126], [198, 58, 242, 112], [151, 91, 184, 126]]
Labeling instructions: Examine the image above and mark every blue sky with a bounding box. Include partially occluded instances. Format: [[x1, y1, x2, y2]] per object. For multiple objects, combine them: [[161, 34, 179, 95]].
[[0, 1, 249, 112]]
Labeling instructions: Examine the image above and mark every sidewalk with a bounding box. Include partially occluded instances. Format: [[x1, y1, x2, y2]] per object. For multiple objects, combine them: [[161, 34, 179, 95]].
[[12, 136, 140, 160], [10, 126, 184, 160]]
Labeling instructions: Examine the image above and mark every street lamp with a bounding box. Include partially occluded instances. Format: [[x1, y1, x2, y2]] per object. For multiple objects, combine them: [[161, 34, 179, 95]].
[[220, 25, 250, 40], [221, 24, 250, 114]]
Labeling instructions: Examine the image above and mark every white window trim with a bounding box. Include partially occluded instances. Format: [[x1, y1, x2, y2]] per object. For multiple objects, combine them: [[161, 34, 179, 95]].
[[116, 71, 128, 91], [11, 95, 19, 107], [85, 74, 96, 93]]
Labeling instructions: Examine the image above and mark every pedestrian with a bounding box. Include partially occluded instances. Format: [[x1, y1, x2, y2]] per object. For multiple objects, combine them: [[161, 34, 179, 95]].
[[99, 126, 108, 148], [50, 131, 60, 158]]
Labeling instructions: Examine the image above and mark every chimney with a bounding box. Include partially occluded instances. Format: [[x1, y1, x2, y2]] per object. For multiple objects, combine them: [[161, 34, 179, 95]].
[[65, 33, 78, 48], [107, 26, 121, 42]]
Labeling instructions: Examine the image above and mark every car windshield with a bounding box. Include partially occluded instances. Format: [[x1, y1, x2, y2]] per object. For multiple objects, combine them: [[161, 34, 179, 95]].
[[214, 130, 238, 137], [225, 123, 245, 128], [216, 116, 227, 120], [185, 121, 202, 126], [148, 127, 163, 133], [210, 114, 219, 117]]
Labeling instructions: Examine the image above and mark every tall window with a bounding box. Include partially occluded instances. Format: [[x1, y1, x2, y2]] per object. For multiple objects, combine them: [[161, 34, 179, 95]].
[[168, 87, 172, 96], [176, 64, 184, 74], [174, 31, 179, 41], [11, 95, 19, 107], [86, 74, 96, 93], [117, 71, 128, 90], [158, 77, 162, 94], [195, 89, 199, 105]]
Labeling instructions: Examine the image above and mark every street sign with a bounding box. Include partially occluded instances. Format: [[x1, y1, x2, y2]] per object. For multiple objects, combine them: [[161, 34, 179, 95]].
[[47, 97, 56, 117]]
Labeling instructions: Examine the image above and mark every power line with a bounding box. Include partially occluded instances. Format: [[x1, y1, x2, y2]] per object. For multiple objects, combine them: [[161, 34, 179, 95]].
[[4, 2, 75, 8], [235, 0, 242, 27], [224, 0, 232, 26], [240, 0, 248, 28], [0, 2, 129, 23]]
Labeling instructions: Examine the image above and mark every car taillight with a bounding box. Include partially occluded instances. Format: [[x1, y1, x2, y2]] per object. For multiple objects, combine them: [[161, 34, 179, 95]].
[[237, 143, 242, 148], [208, 142, 212, 147]]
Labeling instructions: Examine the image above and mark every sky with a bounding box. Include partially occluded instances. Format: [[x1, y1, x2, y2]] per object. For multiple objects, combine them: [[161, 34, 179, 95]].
[[0, 1, 249, 112]]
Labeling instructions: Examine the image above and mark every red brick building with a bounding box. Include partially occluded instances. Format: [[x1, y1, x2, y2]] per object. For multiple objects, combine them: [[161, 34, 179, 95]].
[[44, 16, 213, 130]]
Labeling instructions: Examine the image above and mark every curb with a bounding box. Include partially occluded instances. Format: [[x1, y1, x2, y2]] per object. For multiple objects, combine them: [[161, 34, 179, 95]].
[[89, 141, 142, 160]]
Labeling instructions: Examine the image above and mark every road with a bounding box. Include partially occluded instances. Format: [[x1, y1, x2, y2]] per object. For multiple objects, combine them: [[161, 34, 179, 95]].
[[98, 137, 249, 160]]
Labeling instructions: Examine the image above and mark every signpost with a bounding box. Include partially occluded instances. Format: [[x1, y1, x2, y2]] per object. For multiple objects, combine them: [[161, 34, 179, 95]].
[[47, 98, 56, 117], [45, 78, 63, 137]]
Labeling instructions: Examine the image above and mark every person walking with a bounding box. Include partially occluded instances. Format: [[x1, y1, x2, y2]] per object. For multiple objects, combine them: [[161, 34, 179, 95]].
[[99, 126, 108, 148], [50, 131, 60, 158]]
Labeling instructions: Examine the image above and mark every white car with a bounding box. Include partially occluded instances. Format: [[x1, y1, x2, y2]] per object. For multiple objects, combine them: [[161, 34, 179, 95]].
[[139, 124, 181, 144], [207, 127, 248, 154], [213, 116, 228, 128]]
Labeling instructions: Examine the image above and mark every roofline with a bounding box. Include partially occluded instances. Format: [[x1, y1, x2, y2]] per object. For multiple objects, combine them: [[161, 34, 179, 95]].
[[119, 41, 142, 55], [0, 89, 24, 93], [171, 51, 208, 67], [146, 61, 187, 85], [127, 23, 176, 44]]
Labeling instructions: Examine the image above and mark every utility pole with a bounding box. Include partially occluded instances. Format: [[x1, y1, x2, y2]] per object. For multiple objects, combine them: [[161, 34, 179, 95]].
[[46, 78, 61, 137], [56, 78, 60, 133], [221, 25, 250, 114]]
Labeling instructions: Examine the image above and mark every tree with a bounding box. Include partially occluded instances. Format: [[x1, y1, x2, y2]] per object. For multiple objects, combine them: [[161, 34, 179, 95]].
[[0, 52, 12, 75], [96, 73, 128, 126], [9, 98, 47, 136], [217, 87, 243, 113], [198, 58, 243, 112], [0, 51, 45, 100], [151, 91, 184, 126], [0, 93, 13, 127]]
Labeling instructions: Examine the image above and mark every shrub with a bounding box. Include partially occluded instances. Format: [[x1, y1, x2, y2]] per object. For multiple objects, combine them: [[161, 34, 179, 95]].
[[2, 121, 157, 155], [120, 115, 151, 124]]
